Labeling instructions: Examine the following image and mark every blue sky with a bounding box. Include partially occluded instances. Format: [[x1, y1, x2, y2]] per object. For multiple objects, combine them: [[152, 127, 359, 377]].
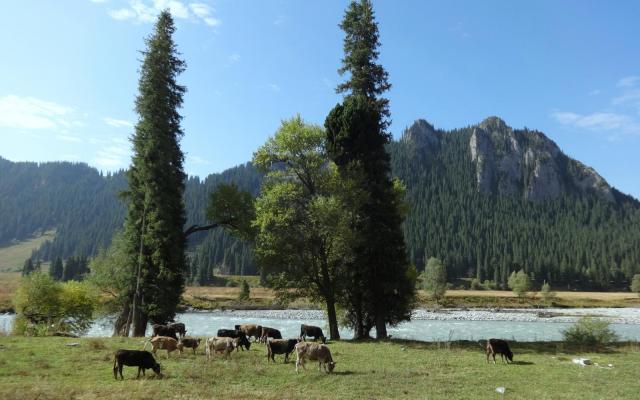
[[1, 0, 639, 199]]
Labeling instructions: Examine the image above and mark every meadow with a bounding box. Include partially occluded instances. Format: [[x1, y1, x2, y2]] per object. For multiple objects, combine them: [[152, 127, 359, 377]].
[[0, 336, 638, 400]]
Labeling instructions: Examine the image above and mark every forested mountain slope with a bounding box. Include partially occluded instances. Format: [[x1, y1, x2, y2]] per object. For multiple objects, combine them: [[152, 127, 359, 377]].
[[390, 117, 640, 289], [1, 116, 639, 288]]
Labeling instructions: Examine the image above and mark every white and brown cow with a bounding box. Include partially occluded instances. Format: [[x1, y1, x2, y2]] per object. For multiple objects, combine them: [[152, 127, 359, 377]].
[[205, 336, 237, 361], [143, 336, 183, 358]]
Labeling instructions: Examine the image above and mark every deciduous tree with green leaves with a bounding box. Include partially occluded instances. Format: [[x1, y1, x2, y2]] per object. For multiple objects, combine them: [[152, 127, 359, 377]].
[[423, 257, 447, 304], [252, 116, 355, 340], [508, 269, 532, 300], [631, 274, 640, 297]]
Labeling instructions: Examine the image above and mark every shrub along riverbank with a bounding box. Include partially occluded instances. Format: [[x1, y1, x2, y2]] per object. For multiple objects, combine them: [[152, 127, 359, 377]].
[[0, 337, 638, 400]]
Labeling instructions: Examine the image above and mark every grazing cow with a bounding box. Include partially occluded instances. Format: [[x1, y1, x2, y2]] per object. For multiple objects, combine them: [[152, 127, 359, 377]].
[[260, 326, 282, 343], [295, 342, 336, 373], [151, 324, 178, 340], [266, 338, 299, 363], [235, 324, 263, 342], [113, 350, 162, 380], [179, 337, 201, 355], [143, 336, 183, 358], [168, 322, 187, 338], [217, 329, 251, 351], [300, 324, 326, 344], [205, 336, 237, 361], [486, 338, 514, 364]]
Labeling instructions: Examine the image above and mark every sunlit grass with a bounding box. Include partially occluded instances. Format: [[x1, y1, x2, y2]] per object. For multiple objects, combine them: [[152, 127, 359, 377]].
[[0, 337, 638, 399]]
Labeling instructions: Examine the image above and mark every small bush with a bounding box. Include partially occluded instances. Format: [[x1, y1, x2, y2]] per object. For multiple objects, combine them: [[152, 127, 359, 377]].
[[562, 317, 619, 347], [87, 339, 107, 350], [470, 278, 483, 290], [631, 274, 640, 297], [238, 279, 250, 301], [13, 273, 97, 336], [482, 280, 497, 290]]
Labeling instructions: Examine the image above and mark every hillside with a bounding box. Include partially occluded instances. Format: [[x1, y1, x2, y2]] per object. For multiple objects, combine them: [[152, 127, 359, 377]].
[[1, 117, 639, 289], [390, 117, 640, 289]]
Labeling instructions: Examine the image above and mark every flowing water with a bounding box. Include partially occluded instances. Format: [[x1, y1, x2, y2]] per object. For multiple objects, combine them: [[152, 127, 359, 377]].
[[2, 308, 639, 341]]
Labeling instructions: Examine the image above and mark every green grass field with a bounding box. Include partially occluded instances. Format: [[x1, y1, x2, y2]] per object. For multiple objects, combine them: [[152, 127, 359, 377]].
[[0, 337, 638, 400], [0, 231, 55, 272]]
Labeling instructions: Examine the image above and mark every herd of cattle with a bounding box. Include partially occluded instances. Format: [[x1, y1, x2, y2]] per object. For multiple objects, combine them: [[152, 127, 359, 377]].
[[113, 322, 516, 380], [113, 322, 335, 380]]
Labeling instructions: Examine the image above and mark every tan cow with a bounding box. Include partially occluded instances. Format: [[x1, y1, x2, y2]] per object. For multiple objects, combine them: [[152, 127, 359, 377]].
[[294, 342, 336, 373], [143, 336, 183, 358], [205, 336, 237, 361]]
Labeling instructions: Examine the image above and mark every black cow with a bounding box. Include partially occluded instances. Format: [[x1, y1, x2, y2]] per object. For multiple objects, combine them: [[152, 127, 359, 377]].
[[300, 324, 326, 344], [266, 338, 299, 363], [260, 326, 282, 343], [113, 350, 162, 380], [486, 338, 514, 364], [151, 324, 178, 340], [217, 329, 251, 351], [168, 322, 187, 338]]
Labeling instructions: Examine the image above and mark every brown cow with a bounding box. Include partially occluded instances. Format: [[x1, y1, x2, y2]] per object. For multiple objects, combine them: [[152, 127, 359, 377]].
[[486, 338, 514, 364], [235, 324, 262, 342], [205, 336, 237, 361], [294, 342, 336, 373], [143, 336, 183, 358]]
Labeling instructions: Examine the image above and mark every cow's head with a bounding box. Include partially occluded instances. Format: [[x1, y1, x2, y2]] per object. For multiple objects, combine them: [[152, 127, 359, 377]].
[[153, 363, 163, 379], [321, 336, 327, 344], [327, 361, 336, 373], [506, 350, 514, 363]]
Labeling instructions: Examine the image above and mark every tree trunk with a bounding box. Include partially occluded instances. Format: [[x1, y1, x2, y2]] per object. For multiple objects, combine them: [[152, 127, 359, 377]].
[[132, 307, 148, 337], [352, 306, 365, 340], [375, 313, 387, 339], [112, 302, 130, 337], [325, 297, 340, 340]]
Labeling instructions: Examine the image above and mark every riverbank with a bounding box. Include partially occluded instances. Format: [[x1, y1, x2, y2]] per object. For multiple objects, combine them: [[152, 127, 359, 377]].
[[180, 285, 640, 311], [0, 337, 638, 400]]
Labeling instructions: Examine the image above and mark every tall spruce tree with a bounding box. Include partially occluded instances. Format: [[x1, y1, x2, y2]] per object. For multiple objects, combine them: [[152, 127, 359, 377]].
[[116, 10, 187, 336], [49, 257, 64, 281], [22, 258, 34, 276], [325, 0, 416, 339]]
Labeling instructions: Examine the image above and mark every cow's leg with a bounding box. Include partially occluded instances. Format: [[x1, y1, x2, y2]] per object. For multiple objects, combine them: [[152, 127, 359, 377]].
[[113, 362, 119, 380], [137, 367, 141, 379], [493, 353, 497, 364]]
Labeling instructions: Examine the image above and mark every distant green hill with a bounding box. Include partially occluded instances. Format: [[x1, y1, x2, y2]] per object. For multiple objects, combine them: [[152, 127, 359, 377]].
[[1, 117, 639, 289]]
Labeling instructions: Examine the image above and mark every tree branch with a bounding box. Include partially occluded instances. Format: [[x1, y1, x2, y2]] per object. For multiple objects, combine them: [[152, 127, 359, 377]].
[[183, 219, 233, 238]]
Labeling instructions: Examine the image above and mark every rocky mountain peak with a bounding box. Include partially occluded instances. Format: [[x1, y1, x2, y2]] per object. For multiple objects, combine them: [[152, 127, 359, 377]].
[[467, 117, 615, 202], [401, 119, 440, 150]]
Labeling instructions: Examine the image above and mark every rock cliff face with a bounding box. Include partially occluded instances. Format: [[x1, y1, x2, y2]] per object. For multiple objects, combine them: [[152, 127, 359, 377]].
[[468, 116, 614, 201], [402, 116, 615, 202]]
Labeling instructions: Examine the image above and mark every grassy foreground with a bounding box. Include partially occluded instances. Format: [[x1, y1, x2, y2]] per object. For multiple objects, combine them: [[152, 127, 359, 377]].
[[0, 337, 638, 400]]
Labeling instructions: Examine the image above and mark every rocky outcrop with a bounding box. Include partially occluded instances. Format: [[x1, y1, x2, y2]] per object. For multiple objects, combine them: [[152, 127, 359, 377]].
[[467, 116, 615, 202]]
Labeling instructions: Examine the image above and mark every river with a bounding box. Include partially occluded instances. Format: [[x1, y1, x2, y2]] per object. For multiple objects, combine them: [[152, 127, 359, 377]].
[[2, 308, 639, 341]]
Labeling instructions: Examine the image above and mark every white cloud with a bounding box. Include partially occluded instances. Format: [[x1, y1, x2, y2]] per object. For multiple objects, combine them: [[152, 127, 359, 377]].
[[103, 1, 220, 26], [274, 15, 285, 26], [268, 83, 281, 92], [228, 53, 240, 63], [104, 117, 134, 128], [189, 155, 210, 165], [90, 0, 109, 3], [0, 95, 74, 130], [551, 111, 640, 135], [94, 143, 131, 169], [56, 134, 83, 143], [589, 89, 601, 96], [617, 76, 640, 88]]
